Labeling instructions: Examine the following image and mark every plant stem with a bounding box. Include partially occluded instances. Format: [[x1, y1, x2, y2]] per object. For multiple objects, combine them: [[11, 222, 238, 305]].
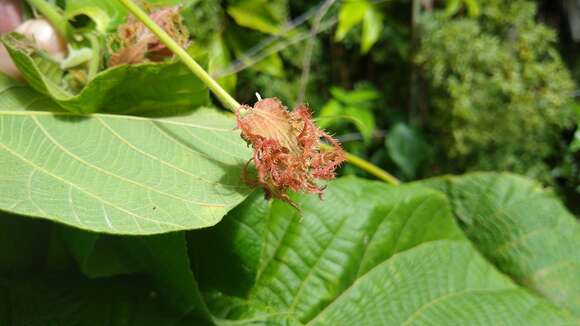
[[344, 152, 400, 185], [321, 144, 400, 185], [86, 33, 101, 79], [120, 0, 400, 186], [26, 0, 70, 40], [118, 0, 240, 111]]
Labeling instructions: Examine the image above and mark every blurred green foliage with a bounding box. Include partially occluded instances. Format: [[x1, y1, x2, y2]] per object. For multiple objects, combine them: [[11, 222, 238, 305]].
[[318, 85, 379, 144], [417, 0, 575, 183], [176, 0, 578, 204]]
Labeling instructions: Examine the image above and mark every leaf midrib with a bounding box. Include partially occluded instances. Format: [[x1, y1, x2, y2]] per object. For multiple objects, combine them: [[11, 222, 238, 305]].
[[0, 110, 235, 131]]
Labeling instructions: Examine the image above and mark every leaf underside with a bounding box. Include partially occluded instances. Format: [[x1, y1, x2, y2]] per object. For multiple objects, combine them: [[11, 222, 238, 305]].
[[0, 76, 252, 234]]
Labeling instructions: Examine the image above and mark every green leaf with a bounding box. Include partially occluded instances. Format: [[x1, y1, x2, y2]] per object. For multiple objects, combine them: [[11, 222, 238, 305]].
[[0, 85, 252, 234], [426, 173, 580, 317], [2, 33, 209, 114], [570, 129, 580, 152], [329, 86, 380, 106], [308, 242, 571, 325], [335, 1, 370, 41], [251, 52, 285, 77], [0, 212, 55, 274], [227, 0, 282, 35], [319, 87, 378, 144], [209, 34, 237, 94], [445, 0, 480, 17], [0, 273, 183, 325], [317, 99, 342, 129], [317, 102, 375, 144], [0, 211, 209, 323], [64, 0, 191, 32], [444, 0, 462, 17], [0, 74, 58, 111], [225, 28, 285, 77], [189, 33, 237, 94], [65, 0, 126, 32], [59, 227, 211, 318], [464, 0, 481, 17], [192, 177, 573, 324], [344, 106, 375, 144], [361, 7, 383, 54], [386, 123, 429, 179], [188, 190, 267, 297]]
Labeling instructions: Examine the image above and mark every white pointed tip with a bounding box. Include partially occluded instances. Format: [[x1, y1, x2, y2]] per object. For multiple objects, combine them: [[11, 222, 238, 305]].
[[255, 92, 262, 101]]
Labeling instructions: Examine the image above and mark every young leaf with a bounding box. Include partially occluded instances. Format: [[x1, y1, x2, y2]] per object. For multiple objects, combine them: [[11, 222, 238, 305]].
[[1, 32, 208, 114], [329, 86, 380, 106], [361, 7, 383, 53], [226, 0, 282, 35], [335, 0, 369, 41], [444, 0, 462, 17], [64, 0, 192, 32], [65, 0, 127, 32]]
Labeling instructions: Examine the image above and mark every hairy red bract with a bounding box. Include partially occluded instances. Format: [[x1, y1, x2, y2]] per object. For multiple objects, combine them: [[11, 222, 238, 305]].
[[236, 98, 345, 207]]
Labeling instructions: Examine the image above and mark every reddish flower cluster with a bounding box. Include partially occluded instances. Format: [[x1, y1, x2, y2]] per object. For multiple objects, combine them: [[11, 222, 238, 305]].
[[236, 98, 345, 207], [108, 6, 189, 67]]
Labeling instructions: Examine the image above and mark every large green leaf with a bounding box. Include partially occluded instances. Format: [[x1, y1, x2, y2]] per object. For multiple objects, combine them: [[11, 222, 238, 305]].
[[307, 242, 570, 325], [423, 173, 580, 317], [0, 273, 183, 325], [1, 33, 208, 114], [188, 190, 266, 297], [0, 210, 213, 324], [60, 227, 211, 318], [0, 80, 252, 234], [190, 177, 574, 325]]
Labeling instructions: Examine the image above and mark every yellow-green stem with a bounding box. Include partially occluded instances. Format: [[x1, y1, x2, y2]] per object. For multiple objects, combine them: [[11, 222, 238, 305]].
[[118, 0, 239, 111], [344, 152, 401, 185], [119, 0, 400, 186]]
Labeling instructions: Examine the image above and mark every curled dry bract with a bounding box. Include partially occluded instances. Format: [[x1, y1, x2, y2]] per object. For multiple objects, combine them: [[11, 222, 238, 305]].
[[108, 6, 189, 67]]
